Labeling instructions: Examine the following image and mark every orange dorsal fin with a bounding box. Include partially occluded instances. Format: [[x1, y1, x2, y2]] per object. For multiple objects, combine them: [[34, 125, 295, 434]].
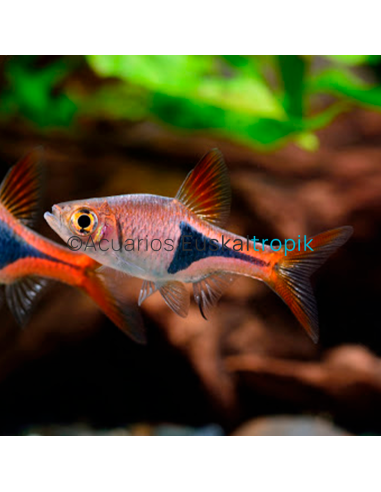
[[175, 149, 231, 226], [0, 147, 44, 228]]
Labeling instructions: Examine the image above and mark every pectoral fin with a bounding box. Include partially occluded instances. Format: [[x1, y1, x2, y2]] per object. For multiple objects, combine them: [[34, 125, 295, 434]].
[[159, 281, 190, 318], [88, 266, 146, 344], [138, 280, 158, 306], [193, 272, 237, 320], [5, 276, 50, 326]]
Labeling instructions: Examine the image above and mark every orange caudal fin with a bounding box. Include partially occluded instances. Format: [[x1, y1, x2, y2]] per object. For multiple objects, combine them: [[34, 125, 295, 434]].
[[83, 267, 146, 344], [269, 226, 353, 343]]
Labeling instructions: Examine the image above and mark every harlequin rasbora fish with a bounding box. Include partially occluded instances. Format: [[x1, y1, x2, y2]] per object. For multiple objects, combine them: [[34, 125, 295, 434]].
[[45, 149, 353, 342], [0, 149, 144, 343]]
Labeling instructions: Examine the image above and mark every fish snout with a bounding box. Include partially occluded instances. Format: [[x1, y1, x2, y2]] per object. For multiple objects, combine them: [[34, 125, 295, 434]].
[[52, 204, 62, 218], [44, 205, 63, 230]]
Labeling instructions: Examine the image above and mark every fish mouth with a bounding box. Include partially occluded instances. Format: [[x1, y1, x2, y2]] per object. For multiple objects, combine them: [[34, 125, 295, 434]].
[[44, 205, 61, 232]]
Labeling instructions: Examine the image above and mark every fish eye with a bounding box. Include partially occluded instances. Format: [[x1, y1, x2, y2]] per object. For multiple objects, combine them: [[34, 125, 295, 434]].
[[78, 214, 91, 229], [70, 209, 98, 236]]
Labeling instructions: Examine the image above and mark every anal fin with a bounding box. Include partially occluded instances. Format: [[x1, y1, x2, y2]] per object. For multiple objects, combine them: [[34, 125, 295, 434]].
[[159, 281, 190, 318], [193, 272, 237, 320], [6, 277, 51, 326]]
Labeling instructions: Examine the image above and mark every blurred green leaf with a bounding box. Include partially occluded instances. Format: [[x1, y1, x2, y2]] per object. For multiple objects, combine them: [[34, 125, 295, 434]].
[[278, 55, 306, 118], [0, 56, 77, 127], [87, 55, 284, 119], [3, 55, 381, 151], [310, 68, 381, 108], [295, 133, 319, 152], [326, 55, 381, 66], [72, 83, 150, 122], [86, 55, 355, 150], [86, 55, 302, 148]]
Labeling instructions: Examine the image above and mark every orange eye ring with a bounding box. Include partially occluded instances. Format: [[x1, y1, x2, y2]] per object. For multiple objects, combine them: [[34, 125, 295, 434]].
[[70, 209, 98, 236]]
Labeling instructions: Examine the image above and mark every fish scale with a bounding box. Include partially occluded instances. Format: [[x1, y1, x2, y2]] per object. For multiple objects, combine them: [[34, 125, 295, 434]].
[[114, 196, 182, 277]]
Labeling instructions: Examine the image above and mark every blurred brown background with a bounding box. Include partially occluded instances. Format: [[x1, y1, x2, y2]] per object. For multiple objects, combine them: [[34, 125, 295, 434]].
[[0, 56, 380, 435]]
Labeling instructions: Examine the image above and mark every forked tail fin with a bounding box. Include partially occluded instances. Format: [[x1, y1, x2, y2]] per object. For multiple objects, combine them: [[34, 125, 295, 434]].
[[83, 268, 146, 344], [268, 226, 353, 343]]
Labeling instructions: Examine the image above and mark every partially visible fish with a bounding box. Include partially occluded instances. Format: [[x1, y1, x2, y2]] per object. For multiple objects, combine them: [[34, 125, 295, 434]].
[[0, 149, 144, 343], [45, 149, 353, 342]]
